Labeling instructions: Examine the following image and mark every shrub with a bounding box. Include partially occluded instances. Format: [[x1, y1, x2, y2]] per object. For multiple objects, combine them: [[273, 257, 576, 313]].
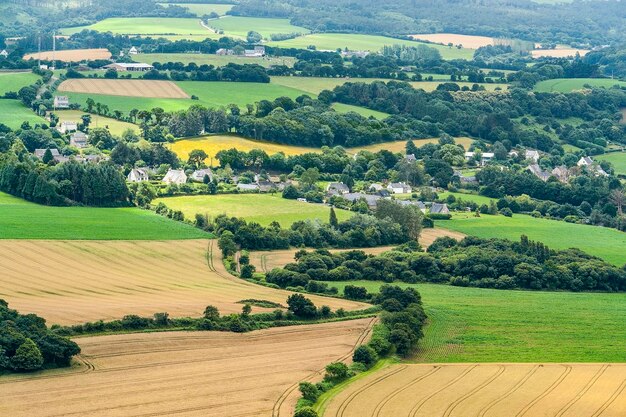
[[299, 382, 320, 402], [324, 362, 351, 382], [500, 207, 513, 217], [353, 345, 378, 368], [294, 407, 318, 417]]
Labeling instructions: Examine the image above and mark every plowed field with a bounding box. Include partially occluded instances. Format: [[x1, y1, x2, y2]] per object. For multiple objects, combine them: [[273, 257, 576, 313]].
[[0, 318, 375, 417], [58, 78, 190, 98], [324, 363, 626, 417], [0, 239, 368, 325], [24, 48, 112, 62]]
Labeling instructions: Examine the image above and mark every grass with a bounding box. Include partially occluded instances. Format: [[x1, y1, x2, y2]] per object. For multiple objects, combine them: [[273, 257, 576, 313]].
[[53, 110, 139, 136], [0, 192, 208, 240], [440, 212, 626, 265], [153, 193, 353, 226], [348, 137, 474, 154], [534, 78, 626, 93], [0, 100, 46, 129], [597, 151, 626, 175], [331, 103, 389, 119], [437, 190, 493, 205], [206, 16, 310, 39], [136, 53, 297, 68], [158, 3, 233, 16], [266, 33, 475, 60], [0, 72, 40, 95], [322, 281, 626, 362]]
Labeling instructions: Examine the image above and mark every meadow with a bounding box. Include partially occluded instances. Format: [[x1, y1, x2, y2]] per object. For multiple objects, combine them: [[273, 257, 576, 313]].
[[267, 33, 475, 60], [331, 103, 390, 119], [0, 319, 373, 417], [0, 100, 46, 129], [323, 282, 626, 362], [597, 151, 626, 175], [411, 33, 495, 49], [135, 52, 297, 68], [0, 192, 207, 240], [54, 110, 139, 136], [61, 17, 218, 40], [158, 2, 234, 16], [153, 193, 353, 227], [534, 78, 626, 92], [0, 71, 40, 95], [440, 213, 626, 265], [206, 16, 310, 39]]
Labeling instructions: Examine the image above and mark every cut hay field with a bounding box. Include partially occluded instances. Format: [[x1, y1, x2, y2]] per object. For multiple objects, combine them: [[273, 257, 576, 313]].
[[411, 33, 494, 49], [58, 78, 190, 98], [153, 194, 354, 227], [597, 151, 626, 176], [534, 78, 626, 92], [0, 100, 46, 129], [159, 2, 234, 16], [323, 282, 626, 362], [0, 192, 207, 240], [54, 110, 139, 136], [531, 48, 590, 58], [249, 229, 465, 273], [323, 363, 626, 417], [136, 52, 297, 68], [23, 48, 111, 62], [348, 137, 475, 154], [0, 239, 368, 325], [440, 213, 626, 265], [0, 318, 374, 417], [207, 16, 310, 39], [267, 33, 475, 60], [0, 71, 40, 95], [331, 103, 390, 119]]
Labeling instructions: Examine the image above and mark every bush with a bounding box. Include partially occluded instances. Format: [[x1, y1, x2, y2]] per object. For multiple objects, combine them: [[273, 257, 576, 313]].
[[324, 362, 351, 382], [500, 207, 513, 217], [10, 339, 44, 371], [353, 345, 378, 368], [294, 407, 318, 417], [299, 382, 320, 402]]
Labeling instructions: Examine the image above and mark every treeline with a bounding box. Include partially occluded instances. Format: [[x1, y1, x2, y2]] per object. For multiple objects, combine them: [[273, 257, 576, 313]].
[[1, 299, 80, 373]]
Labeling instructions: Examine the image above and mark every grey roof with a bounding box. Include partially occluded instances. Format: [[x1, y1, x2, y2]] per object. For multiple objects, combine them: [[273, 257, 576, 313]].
[[343, 193, 381, 207], [430, 203, 450, 214], [237, 183, 259, 191], [34, 148, 60, 158]]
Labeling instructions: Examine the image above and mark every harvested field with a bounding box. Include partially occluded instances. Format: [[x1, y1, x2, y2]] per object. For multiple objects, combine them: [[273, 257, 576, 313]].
[[58, 78, 190, 98], [324, 363, 626, 417], [411, 33, 493, 49], [531, 48, 590, 58], [249, 229, 466, 273], [0, 318, 375, 417], [0, 239, 368, 325], [23, 48, 111, 62]]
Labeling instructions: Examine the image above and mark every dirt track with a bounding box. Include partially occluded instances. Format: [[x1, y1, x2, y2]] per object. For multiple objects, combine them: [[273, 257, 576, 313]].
[[324, 363, 626, 417], [58, 78, 190, 98], [0, 318, 375, 417]]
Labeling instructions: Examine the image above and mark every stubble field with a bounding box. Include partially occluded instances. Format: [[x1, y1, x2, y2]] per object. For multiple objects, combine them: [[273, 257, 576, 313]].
[[0, 239, 368, 325], [323, 363, 626, 417], [23, 48, 111, 62], [0, 318, 375, 417], [58, 78, 190, 98]]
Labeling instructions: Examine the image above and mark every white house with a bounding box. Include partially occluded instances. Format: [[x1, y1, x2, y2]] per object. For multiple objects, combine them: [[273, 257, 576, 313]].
[[70, 131, 88, 148], [465, 152, 495, 166], [369, 183, 384, 192], [244, 46, 265, 57], [577, 156, 609, 176], [191, 168, 213, 182], [127, 168, 149, 182], [578, 156, 594, 167], [53, 96, 70, 109], [129, 46, 139, 55], [162, 169, 187, 185], [0, 50, 8, 58], [525, 149, 540, 163], [387, 182, 411, 194], [57, 121, 78, 134], [327, 182, 350, 195]]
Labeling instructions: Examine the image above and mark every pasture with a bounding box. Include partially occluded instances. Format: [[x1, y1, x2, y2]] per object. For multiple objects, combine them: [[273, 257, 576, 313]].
[[440, 213, 626, 265], [411, 33, 494, 49], [324, 282, 626, 362], [54, 110, 139, 136], [0, 71, 40, 95], [331, 103, 390, 119], [267, 33, 475, 60], [136, 52, 297, 67], [23, 48, 111, 62], [0, 319, 374, 417], [0, 239, 368, 325], [207, 16, 310, 39], [534, 78, 626, 92], [323, 363, 626, 417], [0, 100, 46, 129], [58, 78, 190, 98], [159, 2, 234, 16], [597, 151, 626, 175], [153, 194, 354, 227], [0, 192, 206, 240]]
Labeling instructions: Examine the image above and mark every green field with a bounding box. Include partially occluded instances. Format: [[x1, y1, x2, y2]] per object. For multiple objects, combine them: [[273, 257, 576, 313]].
[[0, 192, 208, 240], [436, 191, 493, 205], [62, 17, 218, 40], [267, 33, 475, 60], [321, 281, 626, 362], [159, 3, 234, 16], [206, 16, 310, 39], [440, 213, 626, 265], [54, 110, 139, 136], [597, 151, 626, 175], [153, 193, 353, 226], [136, 53, 297, 68], [331, 103, 389, 119], [0, 100, 46, 129], [534, 78, 626, 92], [0, 71, 40, 95]]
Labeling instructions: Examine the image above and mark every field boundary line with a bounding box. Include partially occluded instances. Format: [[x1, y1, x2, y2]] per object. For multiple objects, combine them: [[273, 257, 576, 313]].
[[555, 364, 609, 417], [442, 365, 505, 417], [477, 364, 540, 417], [591, 374, 626, 417], [515, 364, 572, 417], [408, 364, 477, 417]]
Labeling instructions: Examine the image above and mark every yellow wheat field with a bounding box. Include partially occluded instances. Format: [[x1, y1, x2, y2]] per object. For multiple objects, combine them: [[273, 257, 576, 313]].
[[58, 78, 190, 98], [531, 48, 590, 58], [0, 239, 368, 325], [324, 363, 626, 417], [23, 48, 112, 62], [0, 318, 375, 417], [249, 229, 466, 273]]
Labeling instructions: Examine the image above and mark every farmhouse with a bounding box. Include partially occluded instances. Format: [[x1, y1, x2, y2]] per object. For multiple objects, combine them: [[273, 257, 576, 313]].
[[162, 169, 187, 185], [525, 149, 540, 163], [551, 165, 571, 183], [129, 46, 138, 55], [103, 63, 154, 72], [191, 168, 213, 182], [343, 192, 381, 208], [327, 182, 350, 195], [405, 154, 417, 162], [527, 164, 550, 181], [369, 183, 384, 192], [397, 200, 427, 213], [53, 96, 70, 109], [237, 183, 259, 192], [430, 203, 450, 215], [127, 168, 149, 182], [577, 156, 609, 176], [216, 48, 234, 56], [465, 152, 495, 166], [34, 148, 68, 163], [387, 182, 411, 194], [341, 50, 370, 58], [57, 121, 78, 134], [244, 46, 266, 57], [69, 131, 88, 148]]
